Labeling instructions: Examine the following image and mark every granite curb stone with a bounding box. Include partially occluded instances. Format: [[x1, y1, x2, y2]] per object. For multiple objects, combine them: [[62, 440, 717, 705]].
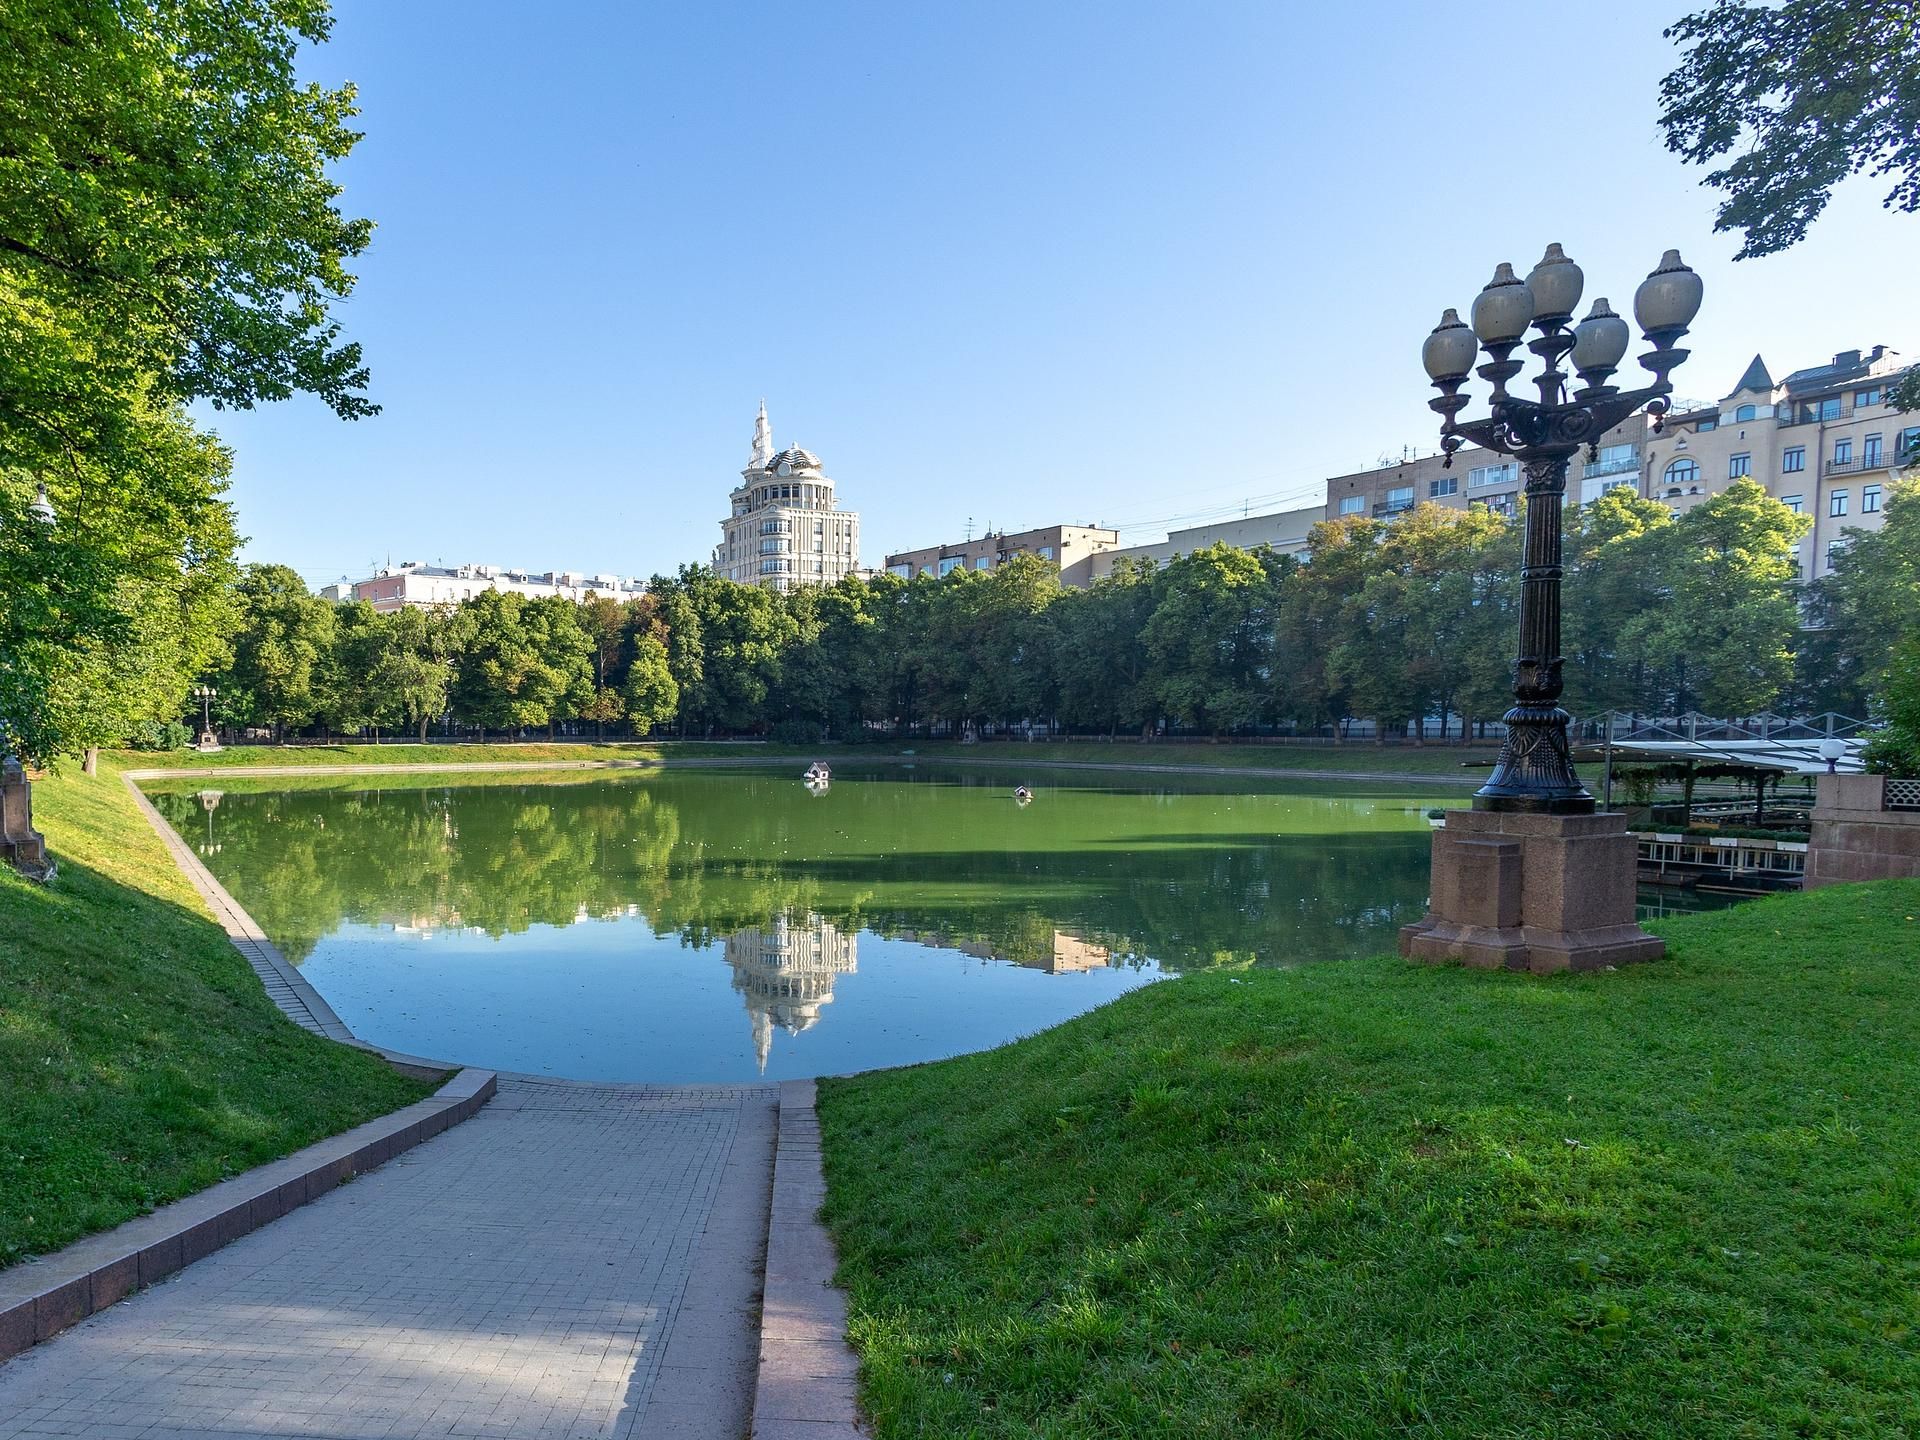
[[0, 1067, 495, 1363], [752, 1079, 866, 1439]]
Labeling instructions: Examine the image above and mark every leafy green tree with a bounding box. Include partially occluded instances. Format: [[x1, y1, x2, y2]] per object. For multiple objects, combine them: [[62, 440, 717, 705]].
[[367, 606, 452, 741], [217, 563, 336, 739], [1, 398, 239, 762], [316, 601, 385, 737], [622, 634, 680, 737], [1277, 518, 1380, 737], [1659, 0, 1920, 259], [0, 0, 375, 437], [1623, 480, 1810, 715], [1052, 561, 1157, 737], [678, 573, 795, 734], [1564, 488, 1679, 718], [1803, 477, 1920, 712], [1861, 629, 1920, 775], [1141, 544, 1280, 737]]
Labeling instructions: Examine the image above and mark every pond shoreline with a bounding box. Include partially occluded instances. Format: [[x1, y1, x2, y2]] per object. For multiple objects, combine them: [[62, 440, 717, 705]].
[[124, 752, 1478, 788]]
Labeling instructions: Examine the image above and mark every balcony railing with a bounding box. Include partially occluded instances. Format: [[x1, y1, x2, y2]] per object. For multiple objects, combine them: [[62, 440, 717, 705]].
[[1373, 500, 1414, 517], [1826, 455, 1889, 475], [1582, 454, 1640, 479], [1781, 403, 1855, 427]]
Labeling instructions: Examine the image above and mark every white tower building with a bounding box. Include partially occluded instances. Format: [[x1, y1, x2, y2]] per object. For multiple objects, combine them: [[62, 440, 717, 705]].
[[713, 404, 861, 593]]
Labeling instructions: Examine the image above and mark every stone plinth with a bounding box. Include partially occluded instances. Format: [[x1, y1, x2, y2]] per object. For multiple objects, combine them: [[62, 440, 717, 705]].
[[1400, 808, 1663, 973], [1806, 774, 1920, 888], [1, 757, 54, 881]]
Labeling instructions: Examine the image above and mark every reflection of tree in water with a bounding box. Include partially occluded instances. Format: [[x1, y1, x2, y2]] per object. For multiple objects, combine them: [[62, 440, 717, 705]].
[[148, 777, 1432, 973], [722, 913, 858, 1072]]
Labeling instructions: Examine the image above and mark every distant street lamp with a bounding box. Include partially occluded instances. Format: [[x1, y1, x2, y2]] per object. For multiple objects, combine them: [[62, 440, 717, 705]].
[[1819, 737, 1846, 774], [192, 684, 222, 752], [27, 484, 55, 525], [1422, 244, 1703, 813]]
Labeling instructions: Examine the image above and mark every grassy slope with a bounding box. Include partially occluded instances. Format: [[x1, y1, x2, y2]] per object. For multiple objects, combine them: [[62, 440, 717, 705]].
[[0, 763, 433, 1268], [122, 738, 1495, 780], [820, 881, 1920, 1438]]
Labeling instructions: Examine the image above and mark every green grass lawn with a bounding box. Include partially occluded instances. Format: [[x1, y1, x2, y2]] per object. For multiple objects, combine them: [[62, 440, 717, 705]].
[[819, 881, 1920, 1438], [121, 737, 1494, 780], [0, 762, 434, 1269], [110, 739, 756, 769]]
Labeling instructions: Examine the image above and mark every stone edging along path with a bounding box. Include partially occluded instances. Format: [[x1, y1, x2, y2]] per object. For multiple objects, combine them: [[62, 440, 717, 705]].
[[0, 1069, 495, 1364]]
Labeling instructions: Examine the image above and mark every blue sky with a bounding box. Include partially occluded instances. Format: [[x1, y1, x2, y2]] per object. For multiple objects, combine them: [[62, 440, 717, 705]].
[[209, 0, 1920, 587]]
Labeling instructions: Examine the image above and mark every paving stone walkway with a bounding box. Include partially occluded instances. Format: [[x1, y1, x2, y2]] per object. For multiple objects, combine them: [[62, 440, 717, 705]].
[[0, 1077, 776, 1440]]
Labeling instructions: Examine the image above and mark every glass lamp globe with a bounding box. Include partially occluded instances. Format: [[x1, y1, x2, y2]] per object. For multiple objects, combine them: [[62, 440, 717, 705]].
[[1634, 250, 1704, 334], [1525, 243, 1584, 322], [1470, 262, 1535, 345], [1572, 298, 1631, 373], [1422, 308, 1479, 382]]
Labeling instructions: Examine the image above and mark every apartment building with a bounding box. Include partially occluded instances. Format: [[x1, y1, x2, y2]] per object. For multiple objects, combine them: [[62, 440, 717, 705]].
[[1323, 416, 1649, 526], [714, 404, 863, 594], [1085, 504, 1321, 582], [885, 523, 1120, 587], [1641, 346, 1909, 579], [333, 562, 647, 612]]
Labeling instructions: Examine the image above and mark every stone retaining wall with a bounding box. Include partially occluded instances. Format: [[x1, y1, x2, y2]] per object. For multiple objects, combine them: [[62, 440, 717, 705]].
[[1806, 774, 1920, 888]]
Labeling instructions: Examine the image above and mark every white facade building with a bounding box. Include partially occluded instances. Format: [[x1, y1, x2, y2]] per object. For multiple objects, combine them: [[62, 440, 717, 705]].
[[336, 562, 647, 613], [714, 404, 861, 593]]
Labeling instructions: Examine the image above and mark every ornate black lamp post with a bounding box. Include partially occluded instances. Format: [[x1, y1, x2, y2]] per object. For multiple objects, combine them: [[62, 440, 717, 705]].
[[1421, 245, 1702, 814], [192, 683, 221, 751]]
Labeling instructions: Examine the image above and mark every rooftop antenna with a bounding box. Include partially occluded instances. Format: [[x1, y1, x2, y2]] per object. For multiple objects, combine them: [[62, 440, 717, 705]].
[[964, 516, 973, 541]]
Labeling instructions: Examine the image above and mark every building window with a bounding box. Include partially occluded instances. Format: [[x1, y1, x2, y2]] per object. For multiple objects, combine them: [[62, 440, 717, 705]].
[[1863, 484, 1882, 513], [1038, 546, 1054, 560], [1834, 439, 1852, 466], [1734, 404, 1757, 422], [1830, 490, 1849, 517], [1696, 415, 1717, 431], [1339, 494, 1365, 515], [1663, 458, 1699, 492], [1780, 494, 1803, 513], [975, 556, 991, 570], [1468, 462, 1518, 489], [1729, 453, 1751, 478], [1782, 446, 1805, 473], [1856, 387, 1882, 407], [938, 556, 962, 576], [1484, 494, 1516, 518], [1429, 475, 1458, 498], [1385, 485, 1415, 510], [1826, 539, 1848, 568], [1900, 427, 1920, 461], [1864, 434, 1882, 466], [1803, 396, 1843, 422], [888, 563, 911, 578]]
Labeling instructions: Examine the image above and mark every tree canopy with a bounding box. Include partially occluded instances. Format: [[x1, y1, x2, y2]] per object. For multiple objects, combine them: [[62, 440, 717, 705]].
[[1659, 0, 1920, 258]]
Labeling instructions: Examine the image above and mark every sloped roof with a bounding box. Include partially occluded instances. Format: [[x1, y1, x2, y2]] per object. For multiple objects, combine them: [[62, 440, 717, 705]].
[[1728, 354, 1773, 395]]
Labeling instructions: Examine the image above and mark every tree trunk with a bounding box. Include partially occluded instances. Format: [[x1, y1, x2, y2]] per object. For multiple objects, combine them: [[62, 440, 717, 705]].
[[82, 747, 98, 776], [420, 715, 429, 743]]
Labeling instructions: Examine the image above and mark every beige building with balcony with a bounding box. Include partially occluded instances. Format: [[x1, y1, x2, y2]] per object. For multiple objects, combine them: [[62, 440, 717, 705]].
[[885, 523, 1119, 587], [1322, 343, 1910, 583], [714, 404, 862, 594], [1639, 345, 1910, 579]]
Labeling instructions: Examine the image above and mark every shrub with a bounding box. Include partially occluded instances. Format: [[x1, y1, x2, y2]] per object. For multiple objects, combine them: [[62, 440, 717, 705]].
[[128, 720, 195, 751]]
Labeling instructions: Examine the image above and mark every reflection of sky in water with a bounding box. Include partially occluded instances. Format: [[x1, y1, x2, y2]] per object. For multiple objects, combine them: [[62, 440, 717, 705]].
[[304, 913, 1160, 1084]]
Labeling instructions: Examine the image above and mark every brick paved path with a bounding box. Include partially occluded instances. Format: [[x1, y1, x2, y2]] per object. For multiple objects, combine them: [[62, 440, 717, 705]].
[[0, 1078, 775, 1440]]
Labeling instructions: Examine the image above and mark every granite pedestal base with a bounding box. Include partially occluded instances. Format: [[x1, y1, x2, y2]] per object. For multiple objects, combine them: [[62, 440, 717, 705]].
[[1, 757, 53, 882], [1399, 808, 1662, 974]]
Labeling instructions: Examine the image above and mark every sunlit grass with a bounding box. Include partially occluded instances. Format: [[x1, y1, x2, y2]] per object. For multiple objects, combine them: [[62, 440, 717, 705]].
[[820, 881, 1920, 1437]]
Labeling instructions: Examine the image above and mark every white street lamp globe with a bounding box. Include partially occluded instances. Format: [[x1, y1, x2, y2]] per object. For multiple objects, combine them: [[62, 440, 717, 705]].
[[1572, 298, 1631, 373], [1634, 250, 1704, 334], [1524, 243, 1583, 322], [29, 483, 55, 525], [1422, 308, 1479, 382], [1470, 262, 1535, 344]]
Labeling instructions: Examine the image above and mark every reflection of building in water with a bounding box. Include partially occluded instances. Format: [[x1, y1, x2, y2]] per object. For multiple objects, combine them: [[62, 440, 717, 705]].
[[724, 913, 859, 1071], [891, 927, 1111, 974]]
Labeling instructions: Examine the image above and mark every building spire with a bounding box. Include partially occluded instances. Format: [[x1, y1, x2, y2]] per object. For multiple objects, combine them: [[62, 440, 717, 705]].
[[749, 400, 773, 470]]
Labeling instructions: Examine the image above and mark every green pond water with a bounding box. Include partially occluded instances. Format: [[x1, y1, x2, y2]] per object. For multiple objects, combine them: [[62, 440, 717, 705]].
[[145, 764, 1711, 1082]]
